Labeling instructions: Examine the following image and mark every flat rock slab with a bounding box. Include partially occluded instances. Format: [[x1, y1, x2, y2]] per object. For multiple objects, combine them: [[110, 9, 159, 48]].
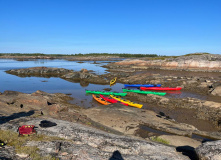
[[158, 135, 201, 148], [84, 103, 197, 136], [0, 117, 189, 160]]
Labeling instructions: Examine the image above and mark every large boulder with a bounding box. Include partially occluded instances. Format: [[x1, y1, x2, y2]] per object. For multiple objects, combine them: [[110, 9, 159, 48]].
[[195, 140, 221, 160]]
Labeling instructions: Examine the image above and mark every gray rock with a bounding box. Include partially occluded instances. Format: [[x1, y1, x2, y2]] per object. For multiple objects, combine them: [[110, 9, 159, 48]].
[[0, 146, 22, 160], [0, 118, 190, 160], [196, 140, 221, 160], [211, 82, 221, 88], [211, 86, 221, 96]]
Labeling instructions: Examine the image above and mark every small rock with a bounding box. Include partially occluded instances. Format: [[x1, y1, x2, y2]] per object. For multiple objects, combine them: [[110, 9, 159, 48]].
[[55, 142, 61, 153], [60, 152, 68, 156], [211, 86, 221, 96], [187, 80, 197, 84], [80, 68, 88, 73], [198, 82, 208, 88], [103, 88, 112, 91], [205, 80, 211, 83], [16, 153, 29, 158]]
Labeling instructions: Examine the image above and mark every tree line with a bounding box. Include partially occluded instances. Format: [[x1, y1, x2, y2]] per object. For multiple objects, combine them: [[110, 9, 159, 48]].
[[0, 53, 161, 58]]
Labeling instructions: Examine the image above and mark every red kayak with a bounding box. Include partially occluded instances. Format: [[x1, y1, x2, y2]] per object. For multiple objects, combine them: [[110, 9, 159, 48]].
[[140, 87, 182, 91], [100, 95, 128, 106]]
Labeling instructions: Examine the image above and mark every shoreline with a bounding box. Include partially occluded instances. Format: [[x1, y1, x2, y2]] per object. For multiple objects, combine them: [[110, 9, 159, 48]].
[[0, 55, 221, 159]]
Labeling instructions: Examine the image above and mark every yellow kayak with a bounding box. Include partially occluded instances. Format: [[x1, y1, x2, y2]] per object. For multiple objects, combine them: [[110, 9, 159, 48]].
[[110, 95, 143, 109], [110, 77, 117, 86]]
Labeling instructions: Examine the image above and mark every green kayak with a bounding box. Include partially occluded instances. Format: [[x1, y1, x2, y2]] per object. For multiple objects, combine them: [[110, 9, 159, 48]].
[[122, 88, 166, 96], [85, 90, 127, 96]]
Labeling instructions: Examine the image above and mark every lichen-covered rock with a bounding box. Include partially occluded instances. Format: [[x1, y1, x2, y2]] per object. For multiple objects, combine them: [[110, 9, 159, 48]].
[[0, 118, 190, 160], [0, 146, 22, 160], [195, 140, 221, 160]]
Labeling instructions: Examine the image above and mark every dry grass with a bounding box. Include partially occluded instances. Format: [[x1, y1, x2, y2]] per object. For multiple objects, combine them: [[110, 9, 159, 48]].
[[0, 130, 62, 160], [150, 136, 170, 145]]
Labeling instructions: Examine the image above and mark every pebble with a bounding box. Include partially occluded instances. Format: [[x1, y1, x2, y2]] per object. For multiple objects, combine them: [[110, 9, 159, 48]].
[[60, 152, 69, 156], [16, 153, 29, 158]]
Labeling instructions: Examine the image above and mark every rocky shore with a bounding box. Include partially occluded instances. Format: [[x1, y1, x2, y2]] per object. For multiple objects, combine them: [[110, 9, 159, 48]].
[[109, 54, 221, 72], [0, 88, 221, 159], [1, 54, 221, 159]]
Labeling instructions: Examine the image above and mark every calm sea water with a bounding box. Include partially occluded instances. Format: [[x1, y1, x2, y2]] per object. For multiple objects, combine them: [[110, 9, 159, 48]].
[[0, 59, 208, 108], [0, 59, 125, 108]]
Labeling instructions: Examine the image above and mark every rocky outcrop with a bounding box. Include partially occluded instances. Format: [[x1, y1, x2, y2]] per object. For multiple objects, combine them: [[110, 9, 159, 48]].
[[6, 67, 71, 76], [110, 54, 221, 72], [62, 68, 109, 84], [0, 91, 70, 123], [6, 67, 109, 85], [0, 118, 190, 160], [196, 140, 221, 160]]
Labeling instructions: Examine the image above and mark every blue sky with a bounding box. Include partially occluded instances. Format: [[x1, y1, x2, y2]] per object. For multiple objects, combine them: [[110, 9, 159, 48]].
[[0, 0, 220, 56]]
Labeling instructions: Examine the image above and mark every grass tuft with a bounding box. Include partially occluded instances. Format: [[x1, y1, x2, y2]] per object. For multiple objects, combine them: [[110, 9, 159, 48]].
[[150, 136, 170, 145]]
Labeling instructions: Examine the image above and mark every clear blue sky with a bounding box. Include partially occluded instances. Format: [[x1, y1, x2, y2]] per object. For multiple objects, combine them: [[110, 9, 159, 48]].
[[0, 0, 220, 56]]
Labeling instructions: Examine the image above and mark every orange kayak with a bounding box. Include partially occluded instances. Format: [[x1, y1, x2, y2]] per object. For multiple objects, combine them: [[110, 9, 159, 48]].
[[92, 94, 111, 105]]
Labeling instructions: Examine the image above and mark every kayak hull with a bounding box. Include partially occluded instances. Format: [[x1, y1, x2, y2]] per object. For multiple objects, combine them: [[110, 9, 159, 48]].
[[122, 89, 166, 96], [140, 87, 182, 91], [110, 95, 143, 109], [100, 95, 128, 106], [92, 94, 111, 105], [86, 90, 127, 96], [110, 77, 117, 86], [124, 84, 161, 88]]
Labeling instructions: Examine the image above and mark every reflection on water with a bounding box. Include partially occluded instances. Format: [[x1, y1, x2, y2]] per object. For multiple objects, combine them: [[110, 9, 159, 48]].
[[34, 60, 46, 64], [0, 59, 120, 108], [0, 59, 109, 74]]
